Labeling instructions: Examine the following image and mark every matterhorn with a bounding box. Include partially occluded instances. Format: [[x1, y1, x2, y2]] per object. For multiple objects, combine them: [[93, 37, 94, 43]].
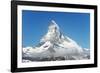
[[22, 20, 90, 62]]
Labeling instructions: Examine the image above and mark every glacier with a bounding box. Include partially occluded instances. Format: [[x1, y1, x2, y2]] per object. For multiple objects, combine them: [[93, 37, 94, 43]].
[[22, 20, 90, 62]]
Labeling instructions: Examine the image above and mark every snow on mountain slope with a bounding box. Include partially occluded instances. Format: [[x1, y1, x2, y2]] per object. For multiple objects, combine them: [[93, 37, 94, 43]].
[[22, 20, 90, 62]]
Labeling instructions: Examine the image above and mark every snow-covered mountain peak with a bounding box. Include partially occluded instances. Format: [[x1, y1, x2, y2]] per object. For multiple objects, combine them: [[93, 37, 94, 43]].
[[49, 20, 59, 31], [51, 20, 56, 25], [40, 20, 61, 43], [51, 20, 58, 27], [23, 20, 90, 61]]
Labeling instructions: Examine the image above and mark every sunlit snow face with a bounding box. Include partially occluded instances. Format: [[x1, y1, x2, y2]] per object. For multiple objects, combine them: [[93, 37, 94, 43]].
[[48, 25, 57, 33]]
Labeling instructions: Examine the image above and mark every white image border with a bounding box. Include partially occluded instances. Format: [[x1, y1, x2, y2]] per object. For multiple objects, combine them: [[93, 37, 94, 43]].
[[17, 5, 94, 68]]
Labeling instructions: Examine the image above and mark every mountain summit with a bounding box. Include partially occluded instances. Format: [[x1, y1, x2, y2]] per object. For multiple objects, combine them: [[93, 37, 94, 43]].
[[23, 20, 90, 62], [40, 20, 60, 43]]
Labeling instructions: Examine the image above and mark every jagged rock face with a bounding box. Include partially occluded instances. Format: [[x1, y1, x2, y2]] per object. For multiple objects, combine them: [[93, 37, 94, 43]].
[[22, 20, 90, 62]]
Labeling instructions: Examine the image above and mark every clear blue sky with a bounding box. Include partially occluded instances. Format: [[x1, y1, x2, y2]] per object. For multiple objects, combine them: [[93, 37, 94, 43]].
[[22, 10, 90, 49]]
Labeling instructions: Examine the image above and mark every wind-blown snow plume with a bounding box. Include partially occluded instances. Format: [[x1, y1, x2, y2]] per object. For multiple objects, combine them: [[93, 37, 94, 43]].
[[22, 20, 90, 62]]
